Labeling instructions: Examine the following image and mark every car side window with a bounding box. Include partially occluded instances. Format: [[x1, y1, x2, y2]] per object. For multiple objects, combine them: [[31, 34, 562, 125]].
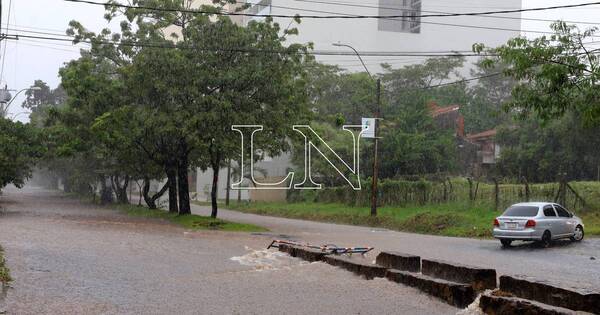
[[543, 206, 557, 217], [554, 205, 571, 218]]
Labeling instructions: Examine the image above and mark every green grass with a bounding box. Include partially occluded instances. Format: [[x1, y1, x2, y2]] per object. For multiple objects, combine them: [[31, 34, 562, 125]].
[[580, 212, 600, 236], [227, 201, 600, 238], [0, 245, 11, 284], [118, 205, 268, 232]]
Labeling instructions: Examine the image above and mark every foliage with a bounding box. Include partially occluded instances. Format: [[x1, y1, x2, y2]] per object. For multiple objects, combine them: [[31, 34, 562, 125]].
[[35, 0, 311, 217], [305, 62, 376, 125], [302, 57, 467, 181], [0, 118, 44, 189], [496, 112, 600, 182], [0, 244, 11, 284], [376, 57, 467, 177], [477, 22, 600, 126], [461, 60, 516, 134]]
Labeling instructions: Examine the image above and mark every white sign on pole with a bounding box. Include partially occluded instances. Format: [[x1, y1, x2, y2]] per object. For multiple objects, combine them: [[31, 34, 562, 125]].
[[361, 118, 376, 138]]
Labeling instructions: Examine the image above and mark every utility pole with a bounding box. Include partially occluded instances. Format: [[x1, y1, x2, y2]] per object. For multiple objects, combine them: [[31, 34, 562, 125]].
[[332, 42, 381, 216], [370, 79, 380, 216]]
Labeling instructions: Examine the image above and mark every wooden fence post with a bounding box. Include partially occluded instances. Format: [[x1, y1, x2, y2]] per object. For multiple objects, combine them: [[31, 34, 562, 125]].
[[522, 176, 530, 202], [493, 178, 499, 211], [467, 177, 474, 201]]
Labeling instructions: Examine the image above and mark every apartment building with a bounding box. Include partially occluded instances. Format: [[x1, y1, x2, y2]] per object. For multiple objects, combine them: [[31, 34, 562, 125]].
[[241, 0, 522, 73]]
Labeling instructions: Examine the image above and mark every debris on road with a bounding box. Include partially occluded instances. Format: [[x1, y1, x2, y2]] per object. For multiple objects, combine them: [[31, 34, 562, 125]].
[[267, 239, 374, 255]]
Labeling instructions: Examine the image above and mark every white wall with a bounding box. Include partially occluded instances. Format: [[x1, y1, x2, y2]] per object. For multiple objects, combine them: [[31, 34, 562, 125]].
[[252, 0, 522, 73]]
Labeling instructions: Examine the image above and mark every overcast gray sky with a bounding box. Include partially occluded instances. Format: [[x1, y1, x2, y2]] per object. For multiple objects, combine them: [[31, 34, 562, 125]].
[[1, 0, 599, 121]]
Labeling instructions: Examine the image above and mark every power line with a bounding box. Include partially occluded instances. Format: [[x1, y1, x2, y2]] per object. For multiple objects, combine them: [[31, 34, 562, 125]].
[[64, 0, 600, 20], [288, 0, 600, 26], [3, 33, 496, 57], [236, 1, 558, 36], [423, 72, 503, 89], [0, 0, 12, 83]]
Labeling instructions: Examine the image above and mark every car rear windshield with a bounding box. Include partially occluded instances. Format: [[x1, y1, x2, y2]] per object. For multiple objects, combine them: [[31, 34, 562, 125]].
[[502, 206, 539, 217]]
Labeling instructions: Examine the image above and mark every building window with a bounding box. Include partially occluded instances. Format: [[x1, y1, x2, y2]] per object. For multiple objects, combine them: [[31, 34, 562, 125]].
[[246, 0, 272, 16], [378, 0, 421, 34]]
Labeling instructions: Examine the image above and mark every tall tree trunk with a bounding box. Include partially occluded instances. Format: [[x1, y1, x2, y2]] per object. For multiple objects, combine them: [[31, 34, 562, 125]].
[[142, 177, 169, 210], [136, 180, 143, 206], [119, 175, 130, 204], [142, 178, 154, 209], [166, 164, 178, 213], [177, 157, 191, 215], [111, 175, 130, 204], [237, 183, 242, 203], [100, 176, 113, 205], [225, 159, 231, 206], [210, 164, 219, 218]]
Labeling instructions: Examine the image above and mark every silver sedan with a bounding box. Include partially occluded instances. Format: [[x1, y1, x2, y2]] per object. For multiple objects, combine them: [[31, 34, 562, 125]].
[[493, 202, 585, 247]]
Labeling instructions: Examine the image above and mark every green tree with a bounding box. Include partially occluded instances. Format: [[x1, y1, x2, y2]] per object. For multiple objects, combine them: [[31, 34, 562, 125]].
[[0, 118, 44, 189], [461, 60, 515, 134], [496, 112, 600, 182], [476, 22, 600, 126], [376, 57, 466, 177]]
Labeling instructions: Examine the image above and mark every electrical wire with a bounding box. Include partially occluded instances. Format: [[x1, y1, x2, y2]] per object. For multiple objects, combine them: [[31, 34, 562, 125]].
[[63, 0, 600, 20], [235, 2, 561, 36], [423, 72, 503, 89], [0, 0, 12, 83], [287, 0, 600, 26], [2, 33, 496, 57]]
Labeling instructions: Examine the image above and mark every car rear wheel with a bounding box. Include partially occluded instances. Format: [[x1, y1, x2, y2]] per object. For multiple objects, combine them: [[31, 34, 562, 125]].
[[541, 230, 552, 248], [500, 239, 512, 247], [570, 225, 584, 242]]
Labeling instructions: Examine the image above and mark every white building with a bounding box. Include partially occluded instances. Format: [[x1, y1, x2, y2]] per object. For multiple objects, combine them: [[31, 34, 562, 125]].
[[242, 0, 522, 73]]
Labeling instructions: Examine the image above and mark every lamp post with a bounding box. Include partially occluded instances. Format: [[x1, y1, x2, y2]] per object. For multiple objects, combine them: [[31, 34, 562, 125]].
[[0, 86, 42, 118], [333, 42, 381, 217]]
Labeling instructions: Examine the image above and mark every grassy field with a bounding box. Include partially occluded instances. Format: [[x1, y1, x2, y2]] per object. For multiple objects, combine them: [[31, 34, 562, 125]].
[[227, 201, 600, 238], [0, 244, 11, 284], [118, 205, 268, 232]]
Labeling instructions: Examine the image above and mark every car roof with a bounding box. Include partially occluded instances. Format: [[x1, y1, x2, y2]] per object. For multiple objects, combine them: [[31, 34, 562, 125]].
[[510, 202, 554, 208]]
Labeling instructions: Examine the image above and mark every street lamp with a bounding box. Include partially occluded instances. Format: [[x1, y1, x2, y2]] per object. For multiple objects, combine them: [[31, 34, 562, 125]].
[[0, 86, 42, 118], [333, 42, 381, 217]]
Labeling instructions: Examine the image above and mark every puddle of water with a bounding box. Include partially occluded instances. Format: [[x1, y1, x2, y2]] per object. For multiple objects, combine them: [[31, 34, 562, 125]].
[[230, 246, 304, 271], [456, 291, 491, 315]]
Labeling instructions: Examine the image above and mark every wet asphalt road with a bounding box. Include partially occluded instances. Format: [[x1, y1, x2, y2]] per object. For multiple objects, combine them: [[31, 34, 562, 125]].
[[192, 202, 600, 292], [0, 186, 458, 315]]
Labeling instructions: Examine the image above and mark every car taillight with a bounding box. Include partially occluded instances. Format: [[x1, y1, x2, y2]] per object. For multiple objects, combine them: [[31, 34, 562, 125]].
[[493, 218, 499, 227], [525, 220, 536, 228]]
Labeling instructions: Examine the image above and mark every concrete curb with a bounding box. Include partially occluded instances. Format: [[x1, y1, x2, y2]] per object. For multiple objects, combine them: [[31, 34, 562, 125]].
[[421, 259, 497, 291], [479, 293, 586, 315], [274, 246, 596, 313], [277, 244, 328, 262], [499, 275, 600, 314], [323, 255, 388, 280], [386, 269, 475, 308], [375, 251, 420, 272]]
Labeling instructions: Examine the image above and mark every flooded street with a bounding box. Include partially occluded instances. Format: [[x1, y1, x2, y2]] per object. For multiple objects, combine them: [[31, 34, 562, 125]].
[[193, 200, 600, 292], [0, 186, 457, 314]]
